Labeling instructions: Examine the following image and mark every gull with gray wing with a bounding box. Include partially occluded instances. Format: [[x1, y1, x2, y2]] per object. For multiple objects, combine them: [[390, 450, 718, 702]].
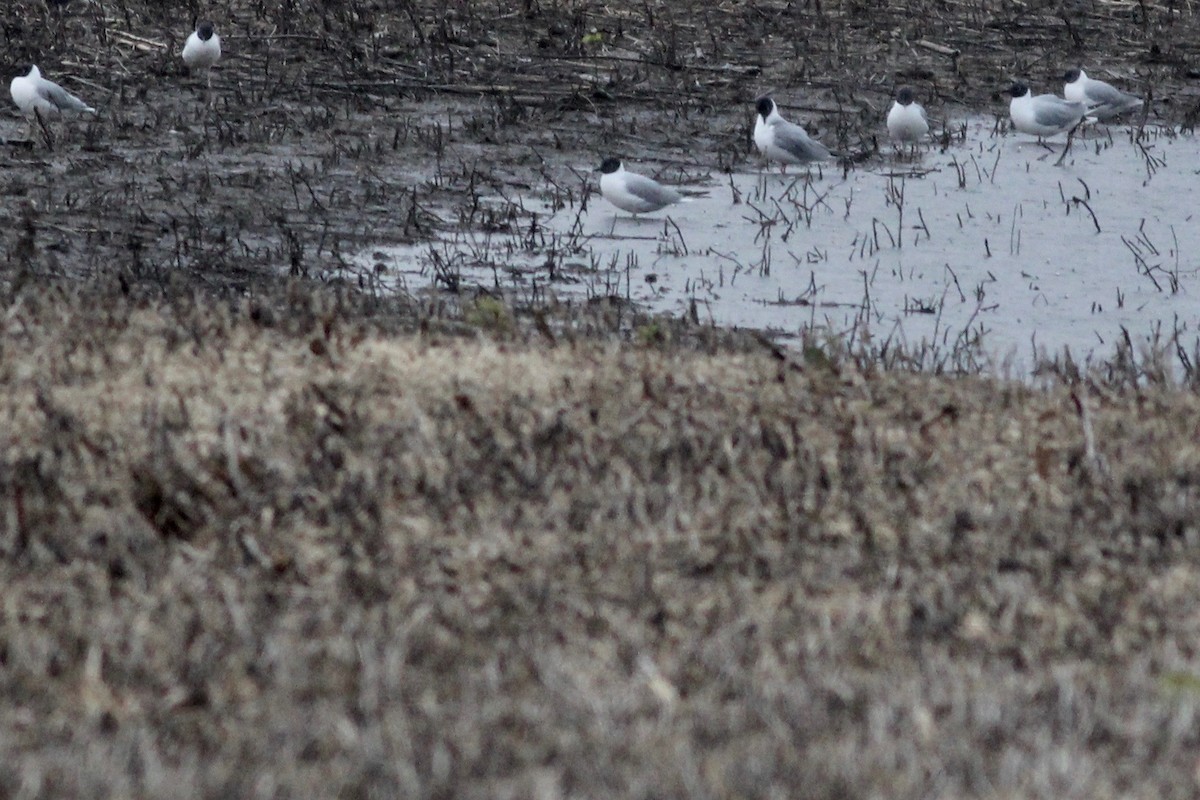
[[597, 158, 683, 216], [10, 64, 95, 120], [1063, 68, 1142, 122], [1006, 83, 1086, 138], [9, 64, 96, 144], [753, 96, 831, 172]]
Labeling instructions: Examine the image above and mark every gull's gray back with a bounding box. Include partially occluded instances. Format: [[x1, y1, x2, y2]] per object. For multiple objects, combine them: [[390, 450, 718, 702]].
[[1085, 81, 1141, 119], [625, 173, 681, 207], [1084, 80, 1131, 106], [1033, 97, 1085, 129], [773, 120, 831, 162], [39, 79, 92, 112]]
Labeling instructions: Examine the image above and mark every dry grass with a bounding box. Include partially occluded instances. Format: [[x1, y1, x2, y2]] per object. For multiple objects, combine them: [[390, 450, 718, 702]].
[[4, 1, 1200, 796], [0, 281, 1199, 798]]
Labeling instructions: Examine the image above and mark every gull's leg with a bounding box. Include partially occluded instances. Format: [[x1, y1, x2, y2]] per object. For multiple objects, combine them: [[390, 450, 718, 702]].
[[34, 108, 54, 150], [1054, 121, 1082, 167]]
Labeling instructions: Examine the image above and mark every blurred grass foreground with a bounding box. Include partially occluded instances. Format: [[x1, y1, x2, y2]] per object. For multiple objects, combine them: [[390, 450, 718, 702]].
[[1, 281, 1199, 798]]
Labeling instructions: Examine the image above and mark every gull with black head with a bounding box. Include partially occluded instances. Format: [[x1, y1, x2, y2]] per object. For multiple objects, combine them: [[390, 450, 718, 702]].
[[753, 96, 832, 174], [1063, 68, 1143, 122], [886, 86, 929, 157], [183, 20, 222, 88], [1006, 82, 1087, 165], [1006, 82, 1087, 138], [596, 157, 684, 219]]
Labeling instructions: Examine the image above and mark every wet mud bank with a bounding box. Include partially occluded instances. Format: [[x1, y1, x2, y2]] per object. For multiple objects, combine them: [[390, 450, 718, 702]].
[[1, 0, 1198, 311], [4, 4, 1200, 798]]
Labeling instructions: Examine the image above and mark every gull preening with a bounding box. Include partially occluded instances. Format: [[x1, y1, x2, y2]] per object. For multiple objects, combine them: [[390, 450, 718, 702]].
[[1063, 68, 1143, 122], [1006, 83, 1087, 138], [183, 20, 222, 86], [597, 158, 683, 215], [887, 86, 929, 152], [9, 64, 96, 144], [753, 96, 832, 172], [10, 64, 95, 119]]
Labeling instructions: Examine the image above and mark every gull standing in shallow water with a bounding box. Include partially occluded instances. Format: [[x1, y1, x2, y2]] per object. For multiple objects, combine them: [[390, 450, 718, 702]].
[[1062, 68, 1143, 122], [1006, 83, 1086, 137], [886, 87, 929, 155], [753, 96, 832, 173], [9, 64, 96, 144], [1006, 82, 1087, 165], [182, 20, 222, 87], [597, 158, 683, 216]]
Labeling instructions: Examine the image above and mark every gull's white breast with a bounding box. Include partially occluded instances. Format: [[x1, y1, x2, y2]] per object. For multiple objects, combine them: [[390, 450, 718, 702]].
[[183, 33, 222, 69]]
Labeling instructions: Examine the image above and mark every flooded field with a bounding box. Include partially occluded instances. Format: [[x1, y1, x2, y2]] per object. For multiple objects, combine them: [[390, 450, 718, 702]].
[[8, 1, 1200, 798], [359, 119, 1198, 369]]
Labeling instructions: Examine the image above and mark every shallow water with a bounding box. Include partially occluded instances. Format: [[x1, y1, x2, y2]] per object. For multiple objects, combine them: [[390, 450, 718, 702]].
[[357, 119, 1198, 368]]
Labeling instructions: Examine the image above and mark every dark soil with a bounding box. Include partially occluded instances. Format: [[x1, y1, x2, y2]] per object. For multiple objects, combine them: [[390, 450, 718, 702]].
[[2, 0, 1198, 295], [3, 2, 1200, 798]]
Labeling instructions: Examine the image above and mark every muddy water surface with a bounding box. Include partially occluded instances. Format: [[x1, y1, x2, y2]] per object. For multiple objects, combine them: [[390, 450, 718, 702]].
[[360, 119, 1198, 367]]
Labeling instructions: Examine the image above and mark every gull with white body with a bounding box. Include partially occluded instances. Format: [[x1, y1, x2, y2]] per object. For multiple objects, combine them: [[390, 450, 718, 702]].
[[182, 21, 222, 87], [1006, 83, 1086, 138], [9, 64, 96, 143], [10, 64, 95, 119], [597, 158, 683, 216], [886, 86, 929, 155], [753, 96, 832, 172], [1063, 68, 1142, 122]]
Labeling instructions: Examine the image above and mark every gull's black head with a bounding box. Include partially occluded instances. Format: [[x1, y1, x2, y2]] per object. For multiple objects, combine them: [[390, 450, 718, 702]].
[[896, 87, 915, 105], [10, 63, 35, 81], [755, 96, 775, 119], [1063, 68, 1082, 83], [1007, 82, 1030, 98], [197, 20, 216, 40], [597, 157, 621, 174]]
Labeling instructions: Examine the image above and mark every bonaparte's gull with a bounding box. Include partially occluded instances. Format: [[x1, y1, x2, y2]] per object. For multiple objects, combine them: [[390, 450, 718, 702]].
[[597, 158, 683, 215], [1062, 68, 1142, 121], [10, 64, 95, 120], [753, 96, 832, 171], [887, 87, 929, 144], [183, 21, 222, 86], [1006, 83, 1086, 138]]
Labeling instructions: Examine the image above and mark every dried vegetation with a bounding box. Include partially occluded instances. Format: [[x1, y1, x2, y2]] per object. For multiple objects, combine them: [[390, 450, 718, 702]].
[[2, 0, 1199, 292], [4, 281, 1200, 797], [3, 0, 1200, 797]]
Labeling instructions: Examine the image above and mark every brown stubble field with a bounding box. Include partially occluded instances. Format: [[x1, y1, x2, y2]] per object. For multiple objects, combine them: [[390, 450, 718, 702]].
[[3, 1, 1200, 798]]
